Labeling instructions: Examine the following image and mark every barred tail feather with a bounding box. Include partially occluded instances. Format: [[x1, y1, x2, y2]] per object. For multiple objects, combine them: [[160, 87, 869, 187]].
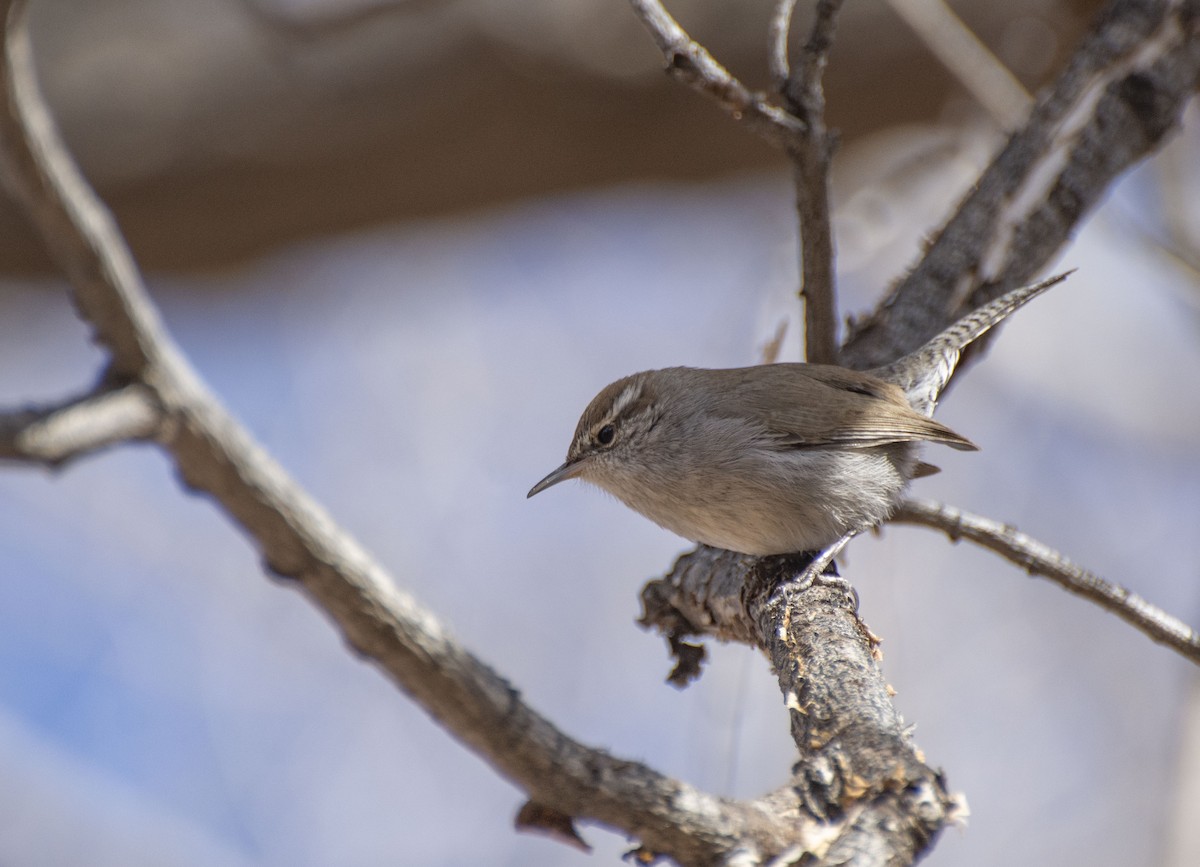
[[873, 271, 1071, 416]]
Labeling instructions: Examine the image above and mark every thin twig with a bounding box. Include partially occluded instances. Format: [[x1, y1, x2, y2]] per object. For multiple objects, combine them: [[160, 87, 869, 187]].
[[759, 318, 789, 364], [627, 0, 807, 150], [892, 497, 1200, 666], [886, 0, 1031, 129], [778, 0, 843, 364], [767, 0, 798, 89], [0, 384, 162, 465]]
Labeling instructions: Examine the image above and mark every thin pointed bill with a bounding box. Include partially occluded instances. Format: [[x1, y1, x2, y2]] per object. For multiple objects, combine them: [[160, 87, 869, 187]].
[[527, 459, 585, 498]]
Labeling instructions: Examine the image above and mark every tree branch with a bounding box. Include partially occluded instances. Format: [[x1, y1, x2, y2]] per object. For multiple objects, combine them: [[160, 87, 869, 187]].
[[772, 0, 842, 364], [636, 0, 841, 363], [0, 14, 170, 380], [842, 0, 1200, 370], [0, 384, 161, 465], [892, 497, 1200, 665]]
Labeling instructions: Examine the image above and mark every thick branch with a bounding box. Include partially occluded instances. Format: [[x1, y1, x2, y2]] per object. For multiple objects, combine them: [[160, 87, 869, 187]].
[[843, 0, 1200, 369], [893, 498, 1200, 665], [642, 548, 961, 855], [0, 384, 161, 465]]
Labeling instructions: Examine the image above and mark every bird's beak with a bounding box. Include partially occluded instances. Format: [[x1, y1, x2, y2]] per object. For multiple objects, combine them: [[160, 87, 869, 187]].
[[527, 458, 585, 498]]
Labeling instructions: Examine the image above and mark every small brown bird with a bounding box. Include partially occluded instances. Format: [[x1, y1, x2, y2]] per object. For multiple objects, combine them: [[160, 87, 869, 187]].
[[529, 274, 1067, 556]]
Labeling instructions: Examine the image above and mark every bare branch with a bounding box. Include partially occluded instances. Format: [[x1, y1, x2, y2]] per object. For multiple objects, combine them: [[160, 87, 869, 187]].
[[0, 13, 172, 380], [767, 0, 798, 89], [627, 0, 807, 150], [843, 0, 1200, 370], [893, 498, 1200, 665], [886, 0, 1031, 129], [773, 0, 843, 365], [628, 8, 1200, 856], [0, 384, 161, 466]]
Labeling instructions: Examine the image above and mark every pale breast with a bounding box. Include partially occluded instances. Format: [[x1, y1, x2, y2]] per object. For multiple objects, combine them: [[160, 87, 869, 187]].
[[602, 432, 917, 555]]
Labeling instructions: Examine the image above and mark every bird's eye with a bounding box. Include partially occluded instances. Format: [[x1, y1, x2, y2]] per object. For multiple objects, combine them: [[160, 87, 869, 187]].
[[596, 424, 615, 446]]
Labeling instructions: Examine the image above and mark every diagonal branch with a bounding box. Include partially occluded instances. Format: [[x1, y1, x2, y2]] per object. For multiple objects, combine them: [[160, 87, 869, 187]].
[[892, 497, 1200, 665], [842, 0, 1200, 370], [0, 13, 169, 380], [632, 0, 1197, 850]]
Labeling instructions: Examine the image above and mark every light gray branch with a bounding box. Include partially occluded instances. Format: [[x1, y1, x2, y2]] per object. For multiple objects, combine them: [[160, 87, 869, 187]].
[[767, 0, 796, 89], [893, 497, 1200, 665], [0, 384, 161, 465]]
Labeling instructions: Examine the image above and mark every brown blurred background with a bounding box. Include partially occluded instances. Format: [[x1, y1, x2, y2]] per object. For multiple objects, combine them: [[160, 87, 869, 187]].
[[9, 0, 1096, 275]]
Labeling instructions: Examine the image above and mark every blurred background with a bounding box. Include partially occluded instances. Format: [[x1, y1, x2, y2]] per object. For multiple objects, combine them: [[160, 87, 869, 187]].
[[1, 0, 1199, 864]]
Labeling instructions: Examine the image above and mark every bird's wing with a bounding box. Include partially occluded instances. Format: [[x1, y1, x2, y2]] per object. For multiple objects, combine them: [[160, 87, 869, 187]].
[[716, 364, 978, 451]]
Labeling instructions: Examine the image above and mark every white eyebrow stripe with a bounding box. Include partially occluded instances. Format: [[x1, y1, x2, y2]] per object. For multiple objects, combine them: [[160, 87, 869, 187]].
[[609, 382, 642, 419]]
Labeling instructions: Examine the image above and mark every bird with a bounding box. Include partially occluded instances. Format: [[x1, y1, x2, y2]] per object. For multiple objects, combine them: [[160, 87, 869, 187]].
[[528, 273, 1068, 557]]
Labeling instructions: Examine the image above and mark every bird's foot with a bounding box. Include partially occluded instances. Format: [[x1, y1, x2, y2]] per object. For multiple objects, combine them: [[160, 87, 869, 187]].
[[794, 532, 857, 593]]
